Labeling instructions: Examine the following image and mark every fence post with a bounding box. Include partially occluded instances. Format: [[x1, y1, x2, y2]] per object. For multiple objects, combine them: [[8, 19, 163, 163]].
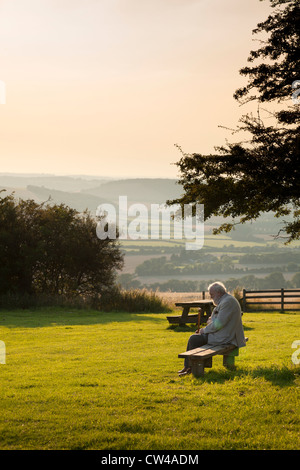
[[242, 289, 246, 312], [281, 288, 284, 312]]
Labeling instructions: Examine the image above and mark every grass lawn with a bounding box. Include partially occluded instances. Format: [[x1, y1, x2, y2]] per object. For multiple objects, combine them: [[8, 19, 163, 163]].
[[0, 308, 299, 450]]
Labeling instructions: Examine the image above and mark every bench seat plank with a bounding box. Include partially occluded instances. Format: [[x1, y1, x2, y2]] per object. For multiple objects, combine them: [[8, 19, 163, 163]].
[[178, 344, 236, 359]]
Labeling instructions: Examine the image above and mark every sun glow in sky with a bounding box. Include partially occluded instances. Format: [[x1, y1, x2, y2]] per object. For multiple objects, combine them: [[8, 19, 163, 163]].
[[0, 0, 272, 178]]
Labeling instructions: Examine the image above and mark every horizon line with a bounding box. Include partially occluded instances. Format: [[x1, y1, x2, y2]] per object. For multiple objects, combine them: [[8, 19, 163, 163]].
[[0, 172, 179, 180]]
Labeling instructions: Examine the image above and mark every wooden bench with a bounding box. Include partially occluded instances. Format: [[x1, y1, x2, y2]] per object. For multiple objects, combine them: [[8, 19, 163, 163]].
[[167, 300, 214, 325], [178, 338, 248, 377]]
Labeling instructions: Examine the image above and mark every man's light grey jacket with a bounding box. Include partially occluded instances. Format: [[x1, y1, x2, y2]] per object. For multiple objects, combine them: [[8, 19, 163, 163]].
[[202, 292, 246, 347]]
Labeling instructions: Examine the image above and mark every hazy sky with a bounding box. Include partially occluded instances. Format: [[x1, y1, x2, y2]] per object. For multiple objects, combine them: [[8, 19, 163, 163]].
[[0, 0, 272, 178]]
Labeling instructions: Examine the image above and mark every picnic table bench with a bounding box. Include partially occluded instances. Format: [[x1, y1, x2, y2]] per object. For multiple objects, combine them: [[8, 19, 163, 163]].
[[178, 337, 248, 377], [167, 300, 214, 325]]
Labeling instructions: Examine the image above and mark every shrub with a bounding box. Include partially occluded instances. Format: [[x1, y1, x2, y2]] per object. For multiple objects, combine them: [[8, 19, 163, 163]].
[[95, 287, 172, 313]]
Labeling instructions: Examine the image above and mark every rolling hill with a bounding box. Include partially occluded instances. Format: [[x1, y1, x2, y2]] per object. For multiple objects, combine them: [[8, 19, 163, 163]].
[[80, 178, 183, 205]]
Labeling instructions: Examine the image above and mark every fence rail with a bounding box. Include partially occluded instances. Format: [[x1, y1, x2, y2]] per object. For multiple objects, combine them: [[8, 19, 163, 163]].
[[242, 288, 300, 312]]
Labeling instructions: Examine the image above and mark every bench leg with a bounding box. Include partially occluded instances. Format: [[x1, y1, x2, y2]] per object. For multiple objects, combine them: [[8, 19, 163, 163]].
[[223, 347, 239, 370], [190, 357, 212, 377], [223, 354, 236, 370], [179, 306, 190, 325], [200, 305, 212, 324], [191, 361, 204, 377]]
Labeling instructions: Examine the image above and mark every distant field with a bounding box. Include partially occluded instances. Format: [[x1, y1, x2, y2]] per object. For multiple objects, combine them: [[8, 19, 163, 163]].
[[120, 235, 292, 276], [120, 235, 266, 249], [156, 291, 208, 306], [0, 308, 299, 450]]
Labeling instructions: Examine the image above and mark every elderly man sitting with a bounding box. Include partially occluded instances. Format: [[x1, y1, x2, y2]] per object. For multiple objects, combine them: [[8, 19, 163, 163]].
[[178, 281, 246, 376]]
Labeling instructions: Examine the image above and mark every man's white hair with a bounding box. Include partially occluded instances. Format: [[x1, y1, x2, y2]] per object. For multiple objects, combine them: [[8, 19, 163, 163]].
[[208, 281, 227, 294]]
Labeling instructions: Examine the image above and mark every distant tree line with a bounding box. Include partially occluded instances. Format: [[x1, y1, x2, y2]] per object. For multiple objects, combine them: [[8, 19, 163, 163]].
[[0, 192, 124, 305], [118, 272, 300, 293], [238, 252, 300, 264], [134, 254, 300, 277], [135, 257, 237, 276]]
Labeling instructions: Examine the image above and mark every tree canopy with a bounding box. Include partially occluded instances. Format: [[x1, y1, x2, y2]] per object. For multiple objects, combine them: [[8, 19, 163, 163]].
[[168, 0, 300, 243]]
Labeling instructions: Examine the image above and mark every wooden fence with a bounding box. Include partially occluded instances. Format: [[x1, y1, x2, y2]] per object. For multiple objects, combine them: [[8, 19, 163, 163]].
[[242, 288, 300, 312]]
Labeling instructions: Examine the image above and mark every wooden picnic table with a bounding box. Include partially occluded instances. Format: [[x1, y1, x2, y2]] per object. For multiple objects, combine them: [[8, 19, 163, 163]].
[[167, 300, 214, 325]]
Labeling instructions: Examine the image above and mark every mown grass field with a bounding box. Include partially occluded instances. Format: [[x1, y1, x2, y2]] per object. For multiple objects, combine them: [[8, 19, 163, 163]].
[[0, 308, 299, 450]]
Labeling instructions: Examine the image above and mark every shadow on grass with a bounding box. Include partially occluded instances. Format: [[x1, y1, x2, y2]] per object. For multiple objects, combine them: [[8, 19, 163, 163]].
[[0, 308, 167, 328], [192, 365, 299, 387], [167, 324, 197, 333]]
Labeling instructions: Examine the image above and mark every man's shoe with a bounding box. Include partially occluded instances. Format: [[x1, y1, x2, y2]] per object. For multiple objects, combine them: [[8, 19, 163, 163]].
[[178, 368, 191, 376]]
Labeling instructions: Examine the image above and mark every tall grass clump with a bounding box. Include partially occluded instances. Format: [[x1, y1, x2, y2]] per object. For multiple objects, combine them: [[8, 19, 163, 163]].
[[96, 287, 172, 313], [0, 287, 171, 314]]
